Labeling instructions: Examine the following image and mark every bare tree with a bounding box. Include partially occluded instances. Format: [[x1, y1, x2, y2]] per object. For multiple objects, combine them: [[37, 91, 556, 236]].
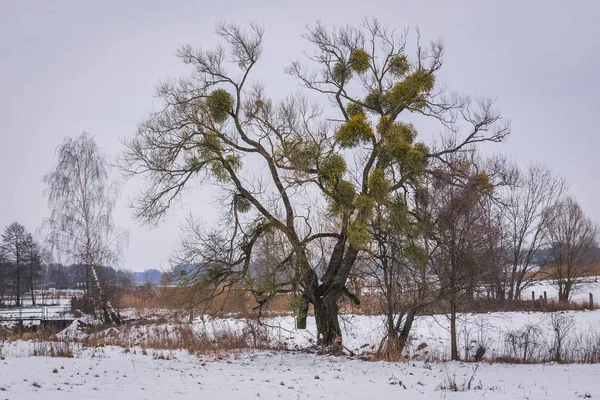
[[364, 195, 432, 361], [121, 20, 508, 348], [427, 153, 498, 360], [502, 164, 567, 299], [1, 222, 30, 306], [23, 233, 43, 306], [0, 247, 8, 305], [544, 197, 598, 302], [44, 133, 127, 324]]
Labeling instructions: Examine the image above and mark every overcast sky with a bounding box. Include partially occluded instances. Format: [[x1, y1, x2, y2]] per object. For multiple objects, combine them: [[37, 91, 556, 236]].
[[1, 1, 598, 272]]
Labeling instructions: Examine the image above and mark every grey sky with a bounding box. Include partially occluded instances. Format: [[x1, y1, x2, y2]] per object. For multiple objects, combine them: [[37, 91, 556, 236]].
[[1, 1, 598, 272]]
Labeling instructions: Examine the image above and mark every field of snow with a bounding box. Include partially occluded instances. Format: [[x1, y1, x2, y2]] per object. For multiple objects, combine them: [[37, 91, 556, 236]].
[[0, 347, 598, 399], [3, 305, 600, 399]]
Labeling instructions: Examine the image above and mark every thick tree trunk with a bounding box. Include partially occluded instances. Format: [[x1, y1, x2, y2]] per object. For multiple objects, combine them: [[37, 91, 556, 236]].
[[294, 235, 358, 354], [313, 293, 342, 352]]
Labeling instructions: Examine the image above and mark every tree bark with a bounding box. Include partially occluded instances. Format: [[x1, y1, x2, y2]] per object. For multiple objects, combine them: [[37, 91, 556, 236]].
[[313, 292, 342, 352], [89, 262, 120, 324]]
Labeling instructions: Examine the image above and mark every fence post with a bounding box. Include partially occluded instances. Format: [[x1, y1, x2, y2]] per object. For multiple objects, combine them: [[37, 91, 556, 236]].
[[543, 291, 547, 303], [532, 291, 535, 301], [590, 293, 594, 310]]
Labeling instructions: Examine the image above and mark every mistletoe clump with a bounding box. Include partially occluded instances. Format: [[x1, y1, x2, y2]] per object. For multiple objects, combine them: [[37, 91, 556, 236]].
[[383, 70, 435, 110], [388, 55, 410, 77], [332, 62, 351, 84], [368, 168, 391, 203], [318, 153, 347, 186], [364, 89, 382, 111], [206, 89, 234, 123], [346, 102, 364, 118], [235, 194, 252, 213], [349, 48, 370, 73], [348, 219, 370, 250], [335, 114, 374, 148], [330, 180, 357, 214]]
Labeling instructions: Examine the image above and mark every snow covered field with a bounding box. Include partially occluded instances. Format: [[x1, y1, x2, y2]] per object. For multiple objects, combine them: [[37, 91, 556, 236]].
[[0, 348, 598, 399], [3, 305, 600, 398]]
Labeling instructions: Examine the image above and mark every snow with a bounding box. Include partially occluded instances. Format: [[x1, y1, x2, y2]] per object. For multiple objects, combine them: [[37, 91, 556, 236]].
[[3, 303, 600, 398], [0, 348, 598, 399], [528, 277, 600, 303]]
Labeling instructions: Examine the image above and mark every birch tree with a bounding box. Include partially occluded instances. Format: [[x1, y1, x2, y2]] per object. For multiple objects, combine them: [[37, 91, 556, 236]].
[[44, 133, 126, 324]]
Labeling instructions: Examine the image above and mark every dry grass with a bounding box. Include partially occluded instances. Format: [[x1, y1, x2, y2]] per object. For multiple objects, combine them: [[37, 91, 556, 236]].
[[112, 284, 597, 320], [0, 324, 65, 342], [32, 341, 74, 358], [77, 321, 282, 357], [113, 285, 369, 318]]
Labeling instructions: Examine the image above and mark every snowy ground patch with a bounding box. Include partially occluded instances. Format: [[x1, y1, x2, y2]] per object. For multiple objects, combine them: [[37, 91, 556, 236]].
[[0, 349, 598, 399]]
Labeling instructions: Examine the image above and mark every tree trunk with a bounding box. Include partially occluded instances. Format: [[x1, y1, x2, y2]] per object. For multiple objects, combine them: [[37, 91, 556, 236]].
[[558, 285, 569, 303], [16, 260, 20, 307], [89, 263, 120, 324], [295, 297, 309, 329], [379, 308, 418, 361], [313, 293, 342, 352], [399, 309, 417, 351], [30, 265, 35, 306], [450, 302, 459, 361]]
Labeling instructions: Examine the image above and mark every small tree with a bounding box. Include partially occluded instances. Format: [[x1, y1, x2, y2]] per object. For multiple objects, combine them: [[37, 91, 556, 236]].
[[0, 247, 8, 305], [23, 233, 43, 306], [544, 197, 598, 302], [502, 164, 567, 299], [428, 154, 496, 360], [44, 133, 127, 324], [1, 222, 30, 306]]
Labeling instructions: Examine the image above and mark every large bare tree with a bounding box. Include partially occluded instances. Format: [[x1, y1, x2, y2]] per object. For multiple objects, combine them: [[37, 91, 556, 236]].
[[121, 20, 509, 348], [44, 133, 127, 324]]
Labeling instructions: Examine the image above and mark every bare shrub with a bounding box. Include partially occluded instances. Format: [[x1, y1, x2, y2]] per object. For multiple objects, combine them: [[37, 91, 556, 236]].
[[559, 329, 600, 364], [550, 312, 574, 362], [436, 365, 479, 392], [473, 345, 486, 362], [503, 324, 543, 363]]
